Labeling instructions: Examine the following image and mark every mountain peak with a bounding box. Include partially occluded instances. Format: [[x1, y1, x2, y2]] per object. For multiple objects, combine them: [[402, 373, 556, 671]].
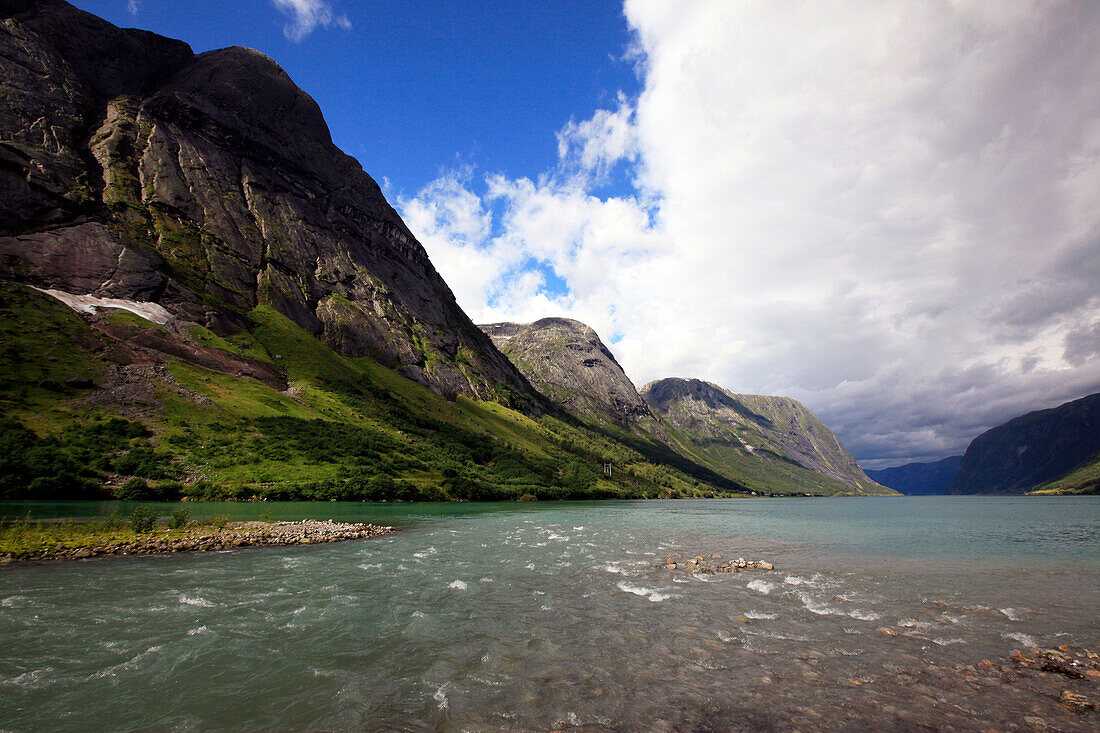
[[480, 318, 654, 425]]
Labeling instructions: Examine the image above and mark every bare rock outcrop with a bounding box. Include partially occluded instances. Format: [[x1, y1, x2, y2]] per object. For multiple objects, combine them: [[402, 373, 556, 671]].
[[480, 318, 655, 426]]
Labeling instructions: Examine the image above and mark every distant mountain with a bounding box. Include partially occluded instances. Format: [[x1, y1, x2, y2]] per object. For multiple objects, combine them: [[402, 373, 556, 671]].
[[865, 456, 962, 495], [641, 378, 894, 496], [950, 393, 1100, 495], [479, 318, 658, 428]]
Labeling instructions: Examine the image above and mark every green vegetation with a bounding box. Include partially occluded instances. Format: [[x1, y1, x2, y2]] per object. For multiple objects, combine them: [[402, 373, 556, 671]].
[[128, 504, 158, 533], [1, 283, 746, 503], [1029, 454, 1100, 495], [0, 508, 225, 558]]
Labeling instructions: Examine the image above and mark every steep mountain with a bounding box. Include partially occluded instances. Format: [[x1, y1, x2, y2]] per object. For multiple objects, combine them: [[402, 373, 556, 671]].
[[0, 0, 534, 404], [864, 456, 962, 495], [950, 393, 1100, 495], [479, 318, 658, 427], [642, 378, 893, 495]]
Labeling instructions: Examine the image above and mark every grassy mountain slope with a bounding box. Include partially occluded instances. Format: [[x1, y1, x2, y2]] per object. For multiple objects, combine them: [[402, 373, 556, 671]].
[[0, 282, 745, 501], [1030, 454, 1100, 495], [642, 379, 894, 496]]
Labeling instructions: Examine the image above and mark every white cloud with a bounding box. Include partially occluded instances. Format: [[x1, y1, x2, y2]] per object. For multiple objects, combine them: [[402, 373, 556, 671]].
[[401, 0, 1100, 466], [126, 0, 140, 15], [272, 0, 351, 42]]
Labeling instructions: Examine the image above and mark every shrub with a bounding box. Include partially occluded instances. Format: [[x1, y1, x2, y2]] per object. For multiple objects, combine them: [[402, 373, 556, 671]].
[[208, 514, 229, 529], [152, 481, 183, 501], [129, 504, 158, 533], [166, 507, 190, 529], [117, 477, 150, 500]]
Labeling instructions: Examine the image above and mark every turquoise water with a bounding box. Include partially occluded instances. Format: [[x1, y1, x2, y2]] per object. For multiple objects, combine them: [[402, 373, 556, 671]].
[[1, 497, 1098, 730]]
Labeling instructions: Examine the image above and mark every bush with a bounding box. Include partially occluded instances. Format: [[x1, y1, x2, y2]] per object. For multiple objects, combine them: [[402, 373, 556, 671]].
[[166, 507, 190, 529], [129, 504, 158, 533], [117, 477, 150, 500], [114, 446, 176, 479], [208, 514, 229, 529], [152, 481, 183, 501]]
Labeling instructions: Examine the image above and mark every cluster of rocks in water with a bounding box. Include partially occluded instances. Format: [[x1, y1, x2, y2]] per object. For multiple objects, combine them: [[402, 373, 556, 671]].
[[7, 520, 395, 562], [659, 553, 774, 573]]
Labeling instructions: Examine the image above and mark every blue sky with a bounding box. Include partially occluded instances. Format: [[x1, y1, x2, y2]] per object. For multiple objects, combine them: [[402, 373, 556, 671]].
[[68, 1, 1100, 468], [72, 0, 640, 199]]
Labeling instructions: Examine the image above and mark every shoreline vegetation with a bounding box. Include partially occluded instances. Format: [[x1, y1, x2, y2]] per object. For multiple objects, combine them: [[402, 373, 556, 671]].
[[0, 510, 394, 563]]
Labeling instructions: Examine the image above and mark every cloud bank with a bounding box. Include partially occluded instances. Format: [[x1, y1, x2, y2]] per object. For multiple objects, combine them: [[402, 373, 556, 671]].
[[272, 0, 350, 42], [400, 0, 1100, 468]]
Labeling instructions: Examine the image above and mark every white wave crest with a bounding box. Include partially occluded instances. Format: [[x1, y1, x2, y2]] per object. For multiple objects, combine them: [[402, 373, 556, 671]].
[[747, 580, 775, 595], [744, 610, 777, 620], [448, 580, 468, 590], [433, 683, 448, 710], [999, 607, 1023, 621], [178, 595, 215, 608], [1004, 631, 1038, 647], [617, 582, 672, 602], [847, 610, 881, 621]]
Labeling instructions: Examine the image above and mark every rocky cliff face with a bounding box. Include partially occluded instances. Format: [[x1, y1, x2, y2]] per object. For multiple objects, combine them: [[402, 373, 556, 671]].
[[642, 378, 889, 494], [950, 393, 1100, 494], [0, 0, 535, 404], [480, 318, 655, 425]]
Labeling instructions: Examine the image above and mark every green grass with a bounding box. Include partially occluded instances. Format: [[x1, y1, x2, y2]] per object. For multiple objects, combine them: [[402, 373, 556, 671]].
[[0, 283, 102, 398], [0, 511, 236, 559], [1029, 454, 1100, 494]]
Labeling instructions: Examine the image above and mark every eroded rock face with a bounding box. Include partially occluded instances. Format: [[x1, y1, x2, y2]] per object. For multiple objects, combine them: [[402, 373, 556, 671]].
[[642, 377, 884, 492], [0, 0, 534, 405], [480, 318, 655, 425]]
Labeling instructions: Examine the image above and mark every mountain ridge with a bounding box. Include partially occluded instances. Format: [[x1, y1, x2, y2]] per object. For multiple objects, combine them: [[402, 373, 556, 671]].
[[864, 456, 962, 495], [642, 377, 892, 495]]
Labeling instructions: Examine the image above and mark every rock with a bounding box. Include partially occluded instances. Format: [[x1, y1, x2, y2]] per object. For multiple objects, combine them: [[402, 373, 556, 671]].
[[733, 615, 752, 624], [1058, 690, 1093, 712], [877, 627, 900, 637], [1040, 660, 1084, 678], [1023, 716, 1048, 730], [757, 561, 774, 570], [666, 563, 677, 570], [479, 319, 658, 425]]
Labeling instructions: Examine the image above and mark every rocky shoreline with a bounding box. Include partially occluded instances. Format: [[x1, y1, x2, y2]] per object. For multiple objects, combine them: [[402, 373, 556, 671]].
[[1, 520, 395, 563]]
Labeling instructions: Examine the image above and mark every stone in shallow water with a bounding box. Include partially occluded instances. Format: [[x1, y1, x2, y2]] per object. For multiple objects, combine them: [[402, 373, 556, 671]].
[[1058, 690, 1093, 712]]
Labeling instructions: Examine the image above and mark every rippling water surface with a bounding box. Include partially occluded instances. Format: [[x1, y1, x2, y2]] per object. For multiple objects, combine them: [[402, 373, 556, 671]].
[[1, 497, 1098, 731]]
